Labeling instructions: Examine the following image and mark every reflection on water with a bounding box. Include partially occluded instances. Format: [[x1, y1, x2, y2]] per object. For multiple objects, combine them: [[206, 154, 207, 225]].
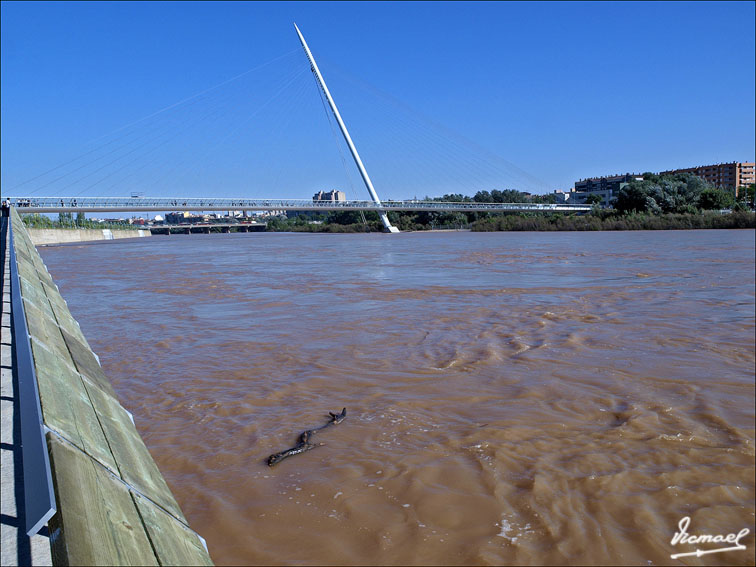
[[39, 230, 755, 565]]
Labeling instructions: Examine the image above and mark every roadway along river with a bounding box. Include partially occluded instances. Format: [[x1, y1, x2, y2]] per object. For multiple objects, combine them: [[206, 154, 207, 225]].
[[38, 229, 755, 566]]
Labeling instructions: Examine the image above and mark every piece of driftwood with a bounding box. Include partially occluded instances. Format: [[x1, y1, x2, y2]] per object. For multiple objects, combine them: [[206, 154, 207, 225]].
[[267, 408, 347, 466]]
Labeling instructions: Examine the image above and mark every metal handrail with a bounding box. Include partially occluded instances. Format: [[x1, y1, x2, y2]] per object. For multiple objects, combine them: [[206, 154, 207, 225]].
[[7, 213, 57, 536]]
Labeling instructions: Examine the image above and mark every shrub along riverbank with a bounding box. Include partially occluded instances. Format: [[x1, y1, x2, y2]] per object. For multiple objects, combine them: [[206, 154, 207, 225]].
[[470, 211, 756, 232], [267, 210, 755, 233]]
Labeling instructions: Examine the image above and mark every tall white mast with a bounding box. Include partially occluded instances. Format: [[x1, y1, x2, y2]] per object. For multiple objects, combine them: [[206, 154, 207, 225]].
[[294, 23, 399, 233]]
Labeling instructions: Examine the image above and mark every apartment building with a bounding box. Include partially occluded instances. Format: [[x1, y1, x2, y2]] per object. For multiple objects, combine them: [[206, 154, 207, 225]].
[[313, 190, 346, 202], [571, 173, 644, 206], [660, 162, 755, 196]]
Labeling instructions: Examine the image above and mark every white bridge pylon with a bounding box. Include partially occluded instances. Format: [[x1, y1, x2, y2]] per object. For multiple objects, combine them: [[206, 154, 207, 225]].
[[294, 23, 400, 233]]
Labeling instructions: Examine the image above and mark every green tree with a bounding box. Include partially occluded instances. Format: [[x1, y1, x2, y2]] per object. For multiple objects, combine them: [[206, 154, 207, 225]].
[[742, 184, 755, 208], [327, 211, 364, 225], [530, 193, 558, 204], [439, 193, 471, 202], [699, 188, 735, 210], [613, 184, 656, 213], [584, 194, 603, 206], [614, 172, 715, 214], [473, 190, 492, 203]]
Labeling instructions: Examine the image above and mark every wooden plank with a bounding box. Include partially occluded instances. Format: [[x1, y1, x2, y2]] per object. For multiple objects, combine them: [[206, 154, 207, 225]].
[[84, 383, 186, 522], [23, 301, 74, 363], [19, 293, 57, 329], [31, 340, 118, 472], [14, 242, 35, 261], [30, 248, 50, 270], [28, 275, 92, 347], [12, 245, 38, 274], [19, 276, 54, 316], [60, 328, 117, 397], [47, 434, 159, 566], [27, 256, 58, 286], [16, 259, 41, 285], [132, 492, 213, 566], [41, 281, 67, 306], [47, 299, 91, 347], [10, 222, 35, 252]]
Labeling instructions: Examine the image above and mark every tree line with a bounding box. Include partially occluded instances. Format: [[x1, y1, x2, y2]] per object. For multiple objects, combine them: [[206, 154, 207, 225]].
[[269, 176, 754, 232], [21, 213, 140, 230], [612, 172, 752, 214]]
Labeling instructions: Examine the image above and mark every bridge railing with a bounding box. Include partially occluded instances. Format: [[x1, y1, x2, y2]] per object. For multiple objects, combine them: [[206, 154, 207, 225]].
[[8, 197, 592, 213]]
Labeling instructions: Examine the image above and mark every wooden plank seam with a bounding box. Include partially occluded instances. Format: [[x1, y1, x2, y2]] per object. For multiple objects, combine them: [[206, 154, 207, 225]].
[[28, 270, 184, 520], [28, 335, 110, 401], [42, 424, 209, 553]]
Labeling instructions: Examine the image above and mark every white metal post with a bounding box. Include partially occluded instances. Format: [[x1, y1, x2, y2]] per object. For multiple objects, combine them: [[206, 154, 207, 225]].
[[294, 23, 399, 233]]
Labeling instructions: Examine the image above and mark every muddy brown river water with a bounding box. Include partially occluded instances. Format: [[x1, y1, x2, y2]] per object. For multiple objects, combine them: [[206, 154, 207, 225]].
[[38, 229, 755, 566]]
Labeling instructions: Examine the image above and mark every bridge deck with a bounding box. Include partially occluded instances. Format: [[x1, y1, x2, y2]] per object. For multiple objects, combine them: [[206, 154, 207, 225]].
[[8, 197, 591, 214]]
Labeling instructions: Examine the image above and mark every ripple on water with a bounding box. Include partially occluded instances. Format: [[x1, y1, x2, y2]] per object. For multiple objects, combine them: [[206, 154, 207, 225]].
[[37, 230, 756, 566]]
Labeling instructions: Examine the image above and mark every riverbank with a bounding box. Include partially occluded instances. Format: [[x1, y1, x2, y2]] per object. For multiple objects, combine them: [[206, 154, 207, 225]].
[[470, 211, 755, 231], [26, 227, 151, 246], [264, 211, 756, 233], [21, 212, 756, 240]]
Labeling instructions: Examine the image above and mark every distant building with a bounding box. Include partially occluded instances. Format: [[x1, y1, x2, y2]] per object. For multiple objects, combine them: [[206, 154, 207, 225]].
[[659, 162, 755, 197], [165, 211, 191, 224], [552, 190, 570, 203], [571, 173, 644, 206], [574, 173, 644, 194], [313, 189, 346, 202]]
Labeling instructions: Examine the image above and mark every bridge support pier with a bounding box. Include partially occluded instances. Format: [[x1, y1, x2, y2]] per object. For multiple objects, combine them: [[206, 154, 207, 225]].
[[382, 215, 400, 233]]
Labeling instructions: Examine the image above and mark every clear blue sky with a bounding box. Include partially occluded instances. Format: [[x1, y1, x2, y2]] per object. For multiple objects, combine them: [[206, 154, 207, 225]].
[[2, 1, 754, 201]]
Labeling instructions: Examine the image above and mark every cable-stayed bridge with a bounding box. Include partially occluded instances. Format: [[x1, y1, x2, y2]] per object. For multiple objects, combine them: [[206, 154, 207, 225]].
[[6, 25, 587, 230], [7, 196, 591, 214]]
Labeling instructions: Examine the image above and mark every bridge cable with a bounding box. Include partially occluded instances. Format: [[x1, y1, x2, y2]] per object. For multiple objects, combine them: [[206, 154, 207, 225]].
[[309, 61, 358, 199], [167, 65, 309, 196], [323, 57, 552, 196], [89, 71, 277, 197], [9, 48, 301, 194], [60, 54, 306, 199]]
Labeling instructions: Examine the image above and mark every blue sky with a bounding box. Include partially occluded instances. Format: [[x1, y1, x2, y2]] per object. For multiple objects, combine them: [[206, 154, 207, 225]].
[[2, 1, 754, 201]]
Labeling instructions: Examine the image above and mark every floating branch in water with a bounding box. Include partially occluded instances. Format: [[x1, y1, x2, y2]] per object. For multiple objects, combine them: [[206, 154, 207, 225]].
[[267, 408, 347, 467]]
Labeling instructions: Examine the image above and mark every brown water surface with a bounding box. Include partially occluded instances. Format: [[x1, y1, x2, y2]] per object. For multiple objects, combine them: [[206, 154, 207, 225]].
[[39, 230, 755, 566]]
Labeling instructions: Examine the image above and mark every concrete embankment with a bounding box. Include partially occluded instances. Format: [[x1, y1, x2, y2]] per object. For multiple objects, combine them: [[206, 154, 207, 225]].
[[26, 227, 151, 246], [6, 208, 212, 566]]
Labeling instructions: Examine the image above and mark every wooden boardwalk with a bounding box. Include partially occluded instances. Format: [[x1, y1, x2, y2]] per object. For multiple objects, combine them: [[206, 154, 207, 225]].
[[6, 209, 213, 566]]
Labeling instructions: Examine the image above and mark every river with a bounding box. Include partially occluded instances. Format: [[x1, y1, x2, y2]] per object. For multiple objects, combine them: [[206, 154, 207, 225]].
[[38, 229, 755, 566]]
